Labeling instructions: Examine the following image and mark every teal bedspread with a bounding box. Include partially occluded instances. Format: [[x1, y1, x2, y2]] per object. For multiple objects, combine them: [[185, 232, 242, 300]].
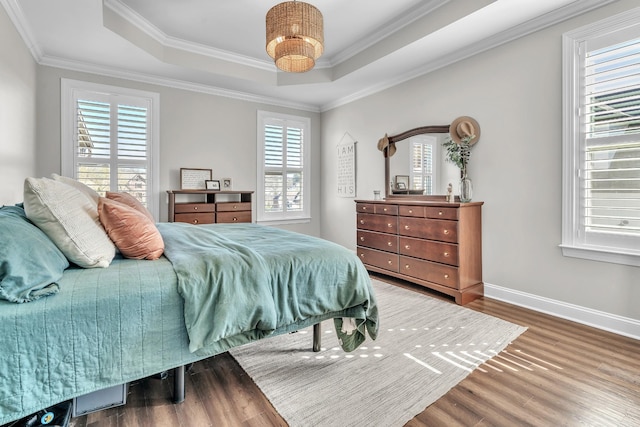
[[0, 223, 377, 424]]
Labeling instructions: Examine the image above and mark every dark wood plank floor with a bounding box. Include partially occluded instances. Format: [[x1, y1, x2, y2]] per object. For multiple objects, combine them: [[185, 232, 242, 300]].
[[69, 277, 640, 427]]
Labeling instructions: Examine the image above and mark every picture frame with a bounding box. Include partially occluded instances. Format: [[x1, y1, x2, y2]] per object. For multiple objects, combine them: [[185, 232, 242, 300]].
[[395, 175, 409, 191], [221, 178, 232, 190], [180, 168, 212, 190], [205, 180, 220, 191]]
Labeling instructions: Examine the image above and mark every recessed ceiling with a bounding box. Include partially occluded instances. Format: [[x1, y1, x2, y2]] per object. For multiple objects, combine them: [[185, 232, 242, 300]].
[[2, 0, 616, 111]]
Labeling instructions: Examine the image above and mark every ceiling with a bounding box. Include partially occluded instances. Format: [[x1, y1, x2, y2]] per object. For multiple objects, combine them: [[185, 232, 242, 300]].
[[2, 0, 616, 111]]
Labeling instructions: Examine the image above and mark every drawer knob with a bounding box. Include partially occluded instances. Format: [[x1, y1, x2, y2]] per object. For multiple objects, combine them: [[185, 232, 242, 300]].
[[193, 219, 199, 224], [444, 274, 449, 279], [408, 209, 413, 213], [233, 205, 238, 209], [438, 211, 443, 216], [387, 242, 393, 246], [404, 225, 410, 230], [359, 253, 364, 258], [383, 208, 388, 212], [443, 252, 449, 257], [443, 229, 449, 235], [405, 245, 410, 250], [362, 206, 368, 210], [360, 237, 365, 241], [387, 260, 393, 265], [388, 223, 393, 228], [233, 217, 238, 222], [194, 206, 198, 210], [360, 220, 365, 224], [404, 264, 410, 269]]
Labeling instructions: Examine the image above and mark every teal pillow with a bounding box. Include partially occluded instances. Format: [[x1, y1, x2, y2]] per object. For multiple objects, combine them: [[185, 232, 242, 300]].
[[0, 204, 69, 303]]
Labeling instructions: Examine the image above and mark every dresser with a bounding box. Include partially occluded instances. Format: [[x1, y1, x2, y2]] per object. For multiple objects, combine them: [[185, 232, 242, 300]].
[[167, 190, 253, 224], [355, 199, 483, 305]]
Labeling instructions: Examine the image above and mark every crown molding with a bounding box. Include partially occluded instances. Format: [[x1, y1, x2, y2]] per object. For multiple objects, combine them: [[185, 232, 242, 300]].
[[320, 0, 620, 112], [39, 55, 320, 113], [0, 0, 43, 60]]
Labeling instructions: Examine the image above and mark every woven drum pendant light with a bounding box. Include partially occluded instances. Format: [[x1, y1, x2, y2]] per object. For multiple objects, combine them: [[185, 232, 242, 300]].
[[266, 1, 324, 73]]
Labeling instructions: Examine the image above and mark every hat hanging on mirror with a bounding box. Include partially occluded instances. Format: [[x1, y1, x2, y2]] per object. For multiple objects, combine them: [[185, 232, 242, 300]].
[[377, 133, 397, 157], [449, 116, 480, 145]]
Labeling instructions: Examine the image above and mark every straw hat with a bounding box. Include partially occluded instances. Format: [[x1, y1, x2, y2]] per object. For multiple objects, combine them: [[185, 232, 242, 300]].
[[377, 133, 396, 157], [449, 116, 480, 145]]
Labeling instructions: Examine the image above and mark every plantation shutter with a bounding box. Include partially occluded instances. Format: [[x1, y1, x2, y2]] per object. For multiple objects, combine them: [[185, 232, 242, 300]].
[[410, 138, 436, 195], [581, 34, 640, 246], [262, 119, 305, 214], [74, 93, 151, 206]]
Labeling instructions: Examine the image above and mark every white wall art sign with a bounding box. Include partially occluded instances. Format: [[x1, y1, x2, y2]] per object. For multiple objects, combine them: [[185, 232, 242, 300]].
[[337, 133, 356, 198]]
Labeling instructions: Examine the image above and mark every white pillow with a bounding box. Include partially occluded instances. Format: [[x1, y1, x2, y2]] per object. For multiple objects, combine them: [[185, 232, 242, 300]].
[[24, 177, 115, 268], [51, 173, 100, 205]]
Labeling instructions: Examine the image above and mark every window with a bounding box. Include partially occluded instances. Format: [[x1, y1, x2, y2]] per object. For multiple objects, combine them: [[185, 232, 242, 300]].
[[562, 9, 640, 266], [61, 80, 160, 219], [257, 111, 310, 223], [410, 135, 438, 195]]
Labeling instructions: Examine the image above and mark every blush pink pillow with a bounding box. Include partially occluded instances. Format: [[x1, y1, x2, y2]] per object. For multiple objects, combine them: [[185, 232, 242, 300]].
[[105, 192, 154, 222], [98, 197, 164, 260]]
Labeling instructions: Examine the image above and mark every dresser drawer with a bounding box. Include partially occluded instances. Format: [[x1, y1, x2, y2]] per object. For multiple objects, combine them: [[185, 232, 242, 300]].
[[399, 256, 459, 288], [174, 203, 215, 214], [217, 211, 251, 223], [174, 212, 215, 225], [357, 213, 398, 234], [357, 247, 399, 272], [399, 206, 424, 217], [424, 206, 458, 220], [399, 237, 458, 266], [356, 203, 375, 213], [357, 230, 398, 252], [375, 204, 398, 215], [216, 202, 251, 212], [398, 217, 458, 243]]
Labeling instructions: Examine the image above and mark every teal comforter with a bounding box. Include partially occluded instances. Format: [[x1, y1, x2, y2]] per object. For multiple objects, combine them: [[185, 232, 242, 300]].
[[158, 223, 378, 355], [0, 223, 377, 424]]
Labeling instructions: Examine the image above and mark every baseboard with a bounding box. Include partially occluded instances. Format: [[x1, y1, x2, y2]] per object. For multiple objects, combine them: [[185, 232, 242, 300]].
[[484, 282, 640, 341]]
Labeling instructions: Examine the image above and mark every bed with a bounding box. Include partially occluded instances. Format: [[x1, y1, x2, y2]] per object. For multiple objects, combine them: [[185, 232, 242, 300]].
[[0, 201, 378, 425]]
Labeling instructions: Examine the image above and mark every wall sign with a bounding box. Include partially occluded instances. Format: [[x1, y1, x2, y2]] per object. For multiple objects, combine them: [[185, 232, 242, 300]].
[[337, 133, 356, 198]]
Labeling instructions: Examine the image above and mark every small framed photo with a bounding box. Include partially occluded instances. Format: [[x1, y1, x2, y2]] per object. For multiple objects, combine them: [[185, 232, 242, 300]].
[[180, 168, 212, 190], [395, 175, 409, 190], [221, 178, 232, 190], [205, 180, 220, 191]]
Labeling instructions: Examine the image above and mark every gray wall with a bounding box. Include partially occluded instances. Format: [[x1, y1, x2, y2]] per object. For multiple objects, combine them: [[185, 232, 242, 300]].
[[320, 0, 640, 322], [34, 67, 321, 236], [0, 6, 37, 205]]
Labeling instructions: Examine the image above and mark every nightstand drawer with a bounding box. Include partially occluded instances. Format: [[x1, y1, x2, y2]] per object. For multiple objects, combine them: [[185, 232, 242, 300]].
[[399, 256, 459, 288], [216, 211, 251, 223], [357, 230, 398, 252], [174, 212, 215, 225], [216, 202, 251, 212], [357, 247, 399, 272], [399, 237, 458, 266], [174, 203, 215, 213]]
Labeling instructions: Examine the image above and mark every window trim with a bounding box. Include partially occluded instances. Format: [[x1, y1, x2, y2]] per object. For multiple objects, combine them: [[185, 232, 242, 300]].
[[561, 7, 640, 267], [60, 79, 160, 219], [256, 110, 311, 224]]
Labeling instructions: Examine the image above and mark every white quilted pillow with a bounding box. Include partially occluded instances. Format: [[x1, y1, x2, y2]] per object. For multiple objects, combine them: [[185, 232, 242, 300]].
[[23, 177, 116, 268], [51, 173, 100, 205]]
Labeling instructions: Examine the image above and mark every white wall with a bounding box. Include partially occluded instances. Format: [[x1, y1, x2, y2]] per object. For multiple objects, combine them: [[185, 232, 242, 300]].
[[34, 67, 321, 236], [320, 0, 640, 323], [0, 6, 37, 205]]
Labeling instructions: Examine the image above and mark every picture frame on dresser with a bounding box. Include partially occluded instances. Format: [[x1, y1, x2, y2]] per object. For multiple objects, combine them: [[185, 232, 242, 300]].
[[205, 180, 220, 190], [180, 168, 212, 190], [394, 175, 409, 191]]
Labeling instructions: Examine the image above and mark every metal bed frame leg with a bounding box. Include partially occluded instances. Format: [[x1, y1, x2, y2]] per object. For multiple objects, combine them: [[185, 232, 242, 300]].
[[173, 365, 185, 403], [313, 323, 321, 352]]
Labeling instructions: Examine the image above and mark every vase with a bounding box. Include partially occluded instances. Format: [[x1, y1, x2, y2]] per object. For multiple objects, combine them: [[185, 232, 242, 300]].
[[459, 168, 473, 203]]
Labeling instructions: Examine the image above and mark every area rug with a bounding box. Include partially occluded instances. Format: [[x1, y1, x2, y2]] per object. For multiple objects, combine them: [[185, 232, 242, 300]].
[[229, 279, 527, 427]]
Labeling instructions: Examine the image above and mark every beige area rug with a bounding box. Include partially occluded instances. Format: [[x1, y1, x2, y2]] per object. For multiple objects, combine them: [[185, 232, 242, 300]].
[[229, 279, 527, 427]]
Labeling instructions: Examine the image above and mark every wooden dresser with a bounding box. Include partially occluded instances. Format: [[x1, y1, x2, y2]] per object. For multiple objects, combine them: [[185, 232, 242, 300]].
[[167, 190, 253, 224], [355, 199, 483, 305]]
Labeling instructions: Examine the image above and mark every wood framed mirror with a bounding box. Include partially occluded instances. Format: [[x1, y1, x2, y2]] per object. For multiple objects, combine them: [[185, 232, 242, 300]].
[[382, 125, 450, 199]]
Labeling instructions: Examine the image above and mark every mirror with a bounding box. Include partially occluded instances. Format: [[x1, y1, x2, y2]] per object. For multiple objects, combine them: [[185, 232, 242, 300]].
[[383, 125, 457, 199]]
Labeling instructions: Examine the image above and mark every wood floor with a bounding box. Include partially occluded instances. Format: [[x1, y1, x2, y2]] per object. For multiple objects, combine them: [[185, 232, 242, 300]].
[[70, 277, 640, 427]]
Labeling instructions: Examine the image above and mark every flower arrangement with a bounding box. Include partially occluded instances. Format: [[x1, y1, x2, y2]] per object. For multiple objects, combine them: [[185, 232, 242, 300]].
[[442, 134, 475, 175]]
